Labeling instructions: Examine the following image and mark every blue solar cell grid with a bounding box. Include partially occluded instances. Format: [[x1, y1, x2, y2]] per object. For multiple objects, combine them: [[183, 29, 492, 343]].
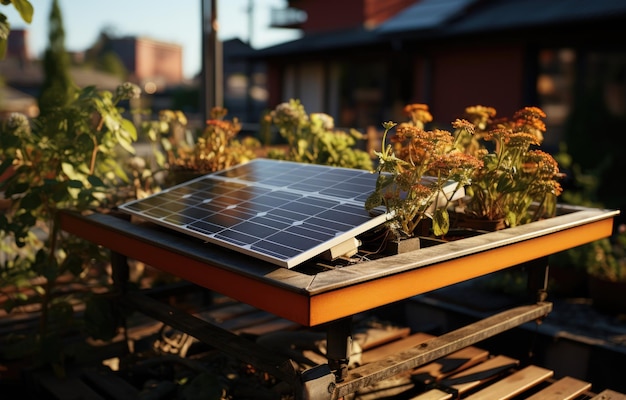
[[119, 159, 389, 268]]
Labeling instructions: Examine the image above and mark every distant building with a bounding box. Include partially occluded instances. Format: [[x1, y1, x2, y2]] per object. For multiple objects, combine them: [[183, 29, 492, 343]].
[[5, 29, 30, 61], [0, 28, 124, 117], [108, 37, 184, 92]]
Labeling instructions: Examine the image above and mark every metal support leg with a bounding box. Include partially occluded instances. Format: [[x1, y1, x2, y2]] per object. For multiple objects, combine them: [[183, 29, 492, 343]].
[[326, 317, 352, 382], [110, 250, 131, 353], [525, 256, 550, 302], [110, 250, 129, 295]]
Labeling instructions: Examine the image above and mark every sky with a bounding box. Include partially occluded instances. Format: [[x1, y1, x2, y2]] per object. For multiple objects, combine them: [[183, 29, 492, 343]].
[[3, 0, 302, 79]]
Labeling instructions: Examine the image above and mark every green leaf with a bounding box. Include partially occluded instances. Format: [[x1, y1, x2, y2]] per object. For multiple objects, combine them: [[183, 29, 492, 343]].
[[432, 208, 450, 237], [364, 191, 382, 211], [87, 175, 105, 188], [0, 38, 7, 59], [19, 191, 41, 209], [52, 183, 70, 202], [115, 129, 136, 154], [505, 210, 517, 228], [121, 118, 137, 141], [67, 179, 83, 189], [61, 162, 79, 180], [9, 0, 34, 23]]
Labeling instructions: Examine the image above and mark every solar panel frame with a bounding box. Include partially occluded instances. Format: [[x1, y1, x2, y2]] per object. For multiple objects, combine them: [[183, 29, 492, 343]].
[[119, 159, 392, 268]]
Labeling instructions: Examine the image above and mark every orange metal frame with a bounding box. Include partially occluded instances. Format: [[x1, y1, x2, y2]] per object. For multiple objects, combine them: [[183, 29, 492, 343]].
[[59, 206, 618, 327]]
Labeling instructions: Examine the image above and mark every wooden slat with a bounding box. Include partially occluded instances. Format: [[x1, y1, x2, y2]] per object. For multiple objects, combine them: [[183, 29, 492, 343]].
[[361, 332, 434, 364], [525, 376, 591, 400], [196, 302, 258, 322], [590, 389, 626, 400], [463, 364, 553, 400], [354, 325, 411, 350], [235, 317, 300, 335], [216, 310, 278, 331], [440, 355, 519, 395], [411, 346, 490, 384], [410, 388, 453, 400]]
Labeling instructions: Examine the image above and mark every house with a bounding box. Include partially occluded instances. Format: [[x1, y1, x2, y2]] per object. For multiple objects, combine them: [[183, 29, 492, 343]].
[[256, 0, 626, 150], [254, 0, 626, 216]]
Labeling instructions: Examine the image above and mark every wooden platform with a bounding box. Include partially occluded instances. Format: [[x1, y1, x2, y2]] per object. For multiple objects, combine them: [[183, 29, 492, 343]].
[[20, 292, 626, 400]]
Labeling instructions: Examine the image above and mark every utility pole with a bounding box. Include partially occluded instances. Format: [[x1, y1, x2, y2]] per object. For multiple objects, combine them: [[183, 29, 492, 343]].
[[245, 0, 254, 123], [248, 0, 254, 47], [201, 0, 223, 120]]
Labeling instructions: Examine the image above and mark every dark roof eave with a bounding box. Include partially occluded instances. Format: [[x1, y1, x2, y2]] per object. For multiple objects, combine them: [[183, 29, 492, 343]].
[[249, 28, 386, 59]]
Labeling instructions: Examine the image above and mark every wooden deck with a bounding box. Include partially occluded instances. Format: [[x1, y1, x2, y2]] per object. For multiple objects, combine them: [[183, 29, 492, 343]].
[[14, 292, 625, 400]]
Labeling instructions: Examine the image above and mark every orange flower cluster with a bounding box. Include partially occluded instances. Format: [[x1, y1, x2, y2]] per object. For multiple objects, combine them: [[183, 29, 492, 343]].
[[460, 105, 563, 225], [366, 104, 483, 238], [367, 102, 563, 238]]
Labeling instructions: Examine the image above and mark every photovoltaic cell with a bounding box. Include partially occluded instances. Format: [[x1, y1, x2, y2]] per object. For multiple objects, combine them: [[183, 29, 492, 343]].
[[118, 159, 390, 268]]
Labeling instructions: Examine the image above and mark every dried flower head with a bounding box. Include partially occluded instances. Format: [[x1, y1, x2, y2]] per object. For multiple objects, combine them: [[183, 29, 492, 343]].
[[464, 105, 496, 130], [403, 103, 433, 128], [115, 82, 141, 101], [461, 105, 562, 225], [310, 113, 335, 130]]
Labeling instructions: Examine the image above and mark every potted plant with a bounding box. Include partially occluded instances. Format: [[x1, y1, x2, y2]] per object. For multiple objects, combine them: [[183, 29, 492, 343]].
[[364, 104, 482, 251], [144, 106, 260, 186], [451, 105, 564, 230], [266, 99, 373, 170]]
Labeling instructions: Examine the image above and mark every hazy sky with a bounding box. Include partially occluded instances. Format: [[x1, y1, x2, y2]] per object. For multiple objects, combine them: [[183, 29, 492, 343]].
[[4, 0, 301, 79]]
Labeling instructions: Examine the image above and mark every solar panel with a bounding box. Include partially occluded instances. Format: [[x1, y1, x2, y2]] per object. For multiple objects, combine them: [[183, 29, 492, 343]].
[[118, 159, 392, 268]]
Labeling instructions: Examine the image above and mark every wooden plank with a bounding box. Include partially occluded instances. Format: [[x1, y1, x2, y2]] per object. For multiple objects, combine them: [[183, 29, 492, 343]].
[[196, 302, 259, 322], [300, 349, 329, 367], [589, 389, 626, 400], [120, 292, 301, 386], [440, 355, 519, 395], [463, 364, 553, 400], [354, 325, 411, 350], [409, 388, 453, 400], [217, 310, 279, 331], [361, 332, 434, 364], [235, 318, 301, 335], [525, 376, 591, 400], [411, 346, 490, 384]]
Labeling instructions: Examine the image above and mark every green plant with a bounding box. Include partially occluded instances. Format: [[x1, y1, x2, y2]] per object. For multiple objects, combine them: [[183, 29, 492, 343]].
[[548, 143, 626, 285], [365, 104, 482, 239], [0, 82, 141, 373], [0, 0, 33, 59], [582, 224, 626, 283], [38, 0, 76, 114], [266, 99, 373, 170], [147, 107, 260, 179], [460, 106, 564, 227]]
